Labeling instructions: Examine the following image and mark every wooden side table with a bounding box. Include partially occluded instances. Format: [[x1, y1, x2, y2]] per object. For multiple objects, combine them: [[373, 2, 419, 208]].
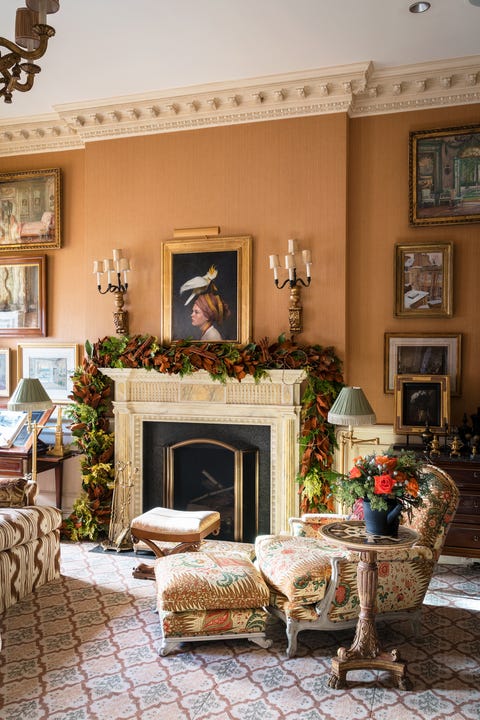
[[319, 520, 418, 690], [0, 447, 78, 509]]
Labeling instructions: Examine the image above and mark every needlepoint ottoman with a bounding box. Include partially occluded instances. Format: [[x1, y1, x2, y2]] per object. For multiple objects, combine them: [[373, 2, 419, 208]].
[[130, 506, 221, 578], [154, 550, 273, 655]]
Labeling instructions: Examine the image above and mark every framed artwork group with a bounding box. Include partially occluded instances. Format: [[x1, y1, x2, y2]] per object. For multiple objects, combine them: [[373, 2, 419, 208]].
[[390, 122, 479, 435]]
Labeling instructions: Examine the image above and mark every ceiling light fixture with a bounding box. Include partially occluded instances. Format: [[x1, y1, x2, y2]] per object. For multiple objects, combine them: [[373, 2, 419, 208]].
[[0, 0, 60, 104], [409, 1, 431, 12]]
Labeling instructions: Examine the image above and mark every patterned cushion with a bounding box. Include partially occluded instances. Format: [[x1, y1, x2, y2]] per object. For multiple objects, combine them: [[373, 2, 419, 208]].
[[159, 607, 268, 638], [0, 506, 62, 552], [255, 535, 337, 604], [0, 477, 28, 507], [155, 551, 269, 612]]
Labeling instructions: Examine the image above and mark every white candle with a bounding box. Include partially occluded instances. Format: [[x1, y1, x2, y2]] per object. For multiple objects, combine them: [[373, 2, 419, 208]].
[[306, 263, 312, 277], [288, 267, 294, 281], [288, 239, 298, 253], [285, 254, 295, 269], [302, 249, 312, 264]]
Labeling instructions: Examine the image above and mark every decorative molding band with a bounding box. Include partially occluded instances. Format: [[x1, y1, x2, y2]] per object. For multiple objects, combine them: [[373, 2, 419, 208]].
[[0, 56, 478, 157]]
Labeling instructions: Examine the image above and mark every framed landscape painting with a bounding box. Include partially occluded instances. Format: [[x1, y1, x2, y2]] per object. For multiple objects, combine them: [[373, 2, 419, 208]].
[[17, 342, 81, 403], [0, 168, 61, 251], [394, 242, 452, 318], [0, 255, 47, 337], [161, 235, 252, 344], [409, 124, 480, 226]]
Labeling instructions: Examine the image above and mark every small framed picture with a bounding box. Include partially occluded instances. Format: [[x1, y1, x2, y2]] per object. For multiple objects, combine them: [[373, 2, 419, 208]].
[[0, 168, 61, 251], [384, 333, 461, 396], [394, 374, 450, 435], [162, 235, 252, 344], [17, 342, 81, 403], [0, 255, 47, 336], [409, 124, 480, 227], [394, 242, 453, 318], [8, 407, 54, 451], [0, 348, 10, 397]]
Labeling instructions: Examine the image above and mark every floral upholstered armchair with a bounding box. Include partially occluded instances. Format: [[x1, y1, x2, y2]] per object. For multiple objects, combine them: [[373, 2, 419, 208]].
[[255, 464, 458, 657]]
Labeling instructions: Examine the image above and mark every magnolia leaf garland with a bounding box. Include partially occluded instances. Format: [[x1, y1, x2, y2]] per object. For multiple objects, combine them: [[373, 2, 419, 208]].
[[63, 335, 343, 541]]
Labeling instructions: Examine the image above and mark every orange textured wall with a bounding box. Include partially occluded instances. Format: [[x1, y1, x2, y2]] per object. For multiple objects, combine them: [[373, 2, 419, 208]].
[[83, 115, 348, 351], [1, 103, 479, 431], [348, 103, 480, 425]]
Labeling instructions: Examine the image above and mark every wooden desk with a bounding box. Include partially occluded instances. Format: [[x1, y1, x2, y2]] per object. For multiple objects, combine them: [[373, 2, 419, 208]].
[[0, 446, 78, 508], [319, 520, 418, 690]]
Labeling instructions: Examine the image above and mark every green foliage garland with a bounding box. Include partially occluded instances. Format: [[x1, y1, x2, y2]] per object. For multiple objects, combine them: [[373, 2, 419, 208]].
[[63, 334, 344, 541]]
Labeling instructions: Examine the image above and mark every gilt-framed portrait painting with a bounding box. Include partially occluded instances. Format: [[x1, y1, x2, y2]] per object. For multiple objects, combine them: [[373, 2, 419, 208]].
[[394, 374, 450, 435], [0, 168, 61, 251], [409, 124, 480, 226], [161, 235, 252, 344]]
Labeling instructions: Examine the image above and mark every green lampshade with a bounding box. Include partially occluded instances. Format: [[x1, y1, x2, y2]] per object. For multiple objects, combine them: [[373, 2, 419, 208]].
[[7, 378, 52, 412], [327, 386, 376, 426]]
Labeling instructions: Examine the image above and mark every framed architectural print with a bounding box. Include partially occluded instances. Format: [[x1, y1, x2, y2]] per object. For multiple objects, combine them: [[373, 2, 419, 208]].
[[409, 124, 480, 226], [394, 242, 453, 318], [384, 333, 461, 396], [0, 348, 10, 396], [0, 255, 47, 337], [0, 168, 61, 251], [8, 407, 54, 451], [162, 235, 252, 344], [394, 374, 450, 435], [17, 342, 81, 403]]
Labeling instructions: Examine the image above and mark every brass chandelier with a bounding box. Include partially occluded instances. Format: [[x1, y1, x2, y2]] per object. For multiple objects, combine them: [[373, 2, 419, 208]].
[[0, 0, 60, 104]]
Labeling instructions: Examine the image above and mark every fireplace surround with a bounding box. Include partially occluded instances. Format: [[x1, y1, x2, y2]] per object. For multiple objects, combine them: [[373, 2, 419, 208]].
[[102, 368, 306, 539]]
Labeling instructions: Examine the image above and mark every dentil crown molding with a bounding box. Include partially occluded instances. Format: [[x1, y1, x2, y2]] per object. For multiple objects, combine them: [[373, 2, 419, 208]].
[[0, 55, 479, 157]]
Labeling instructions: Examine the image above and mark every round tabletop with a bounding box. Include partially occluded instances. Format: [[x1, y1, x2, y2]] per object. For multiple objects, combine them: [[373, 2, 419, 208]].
[[319, 520, 419, 552]]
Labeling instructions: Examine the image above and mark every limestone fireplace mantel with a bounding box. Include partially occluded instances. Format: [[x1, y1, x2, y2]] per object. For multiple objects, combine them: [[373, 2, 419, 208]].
[[102, 368, 306, 536]]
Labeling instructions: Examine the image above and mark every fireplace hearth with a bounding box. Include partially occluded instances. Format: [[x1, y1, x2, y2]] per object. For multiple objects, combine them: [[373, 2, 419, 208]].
[[102, 368, 305, 542]]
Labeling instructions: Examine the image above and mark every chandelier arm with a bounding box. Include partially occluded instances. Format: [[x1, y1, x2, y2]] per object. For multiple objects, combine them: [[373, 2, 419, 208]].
[[10, 72, 36, 93], [0, 25, 53, 62]]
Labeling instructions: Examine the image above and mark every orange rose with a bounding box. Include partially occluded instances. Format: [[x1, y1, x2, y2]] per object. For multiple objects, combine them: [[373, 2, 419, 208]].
[[374, 473, 396, 494], [406, 477, 419, 497], [375, 456, 397, 473], [349, 466, 362, 479]]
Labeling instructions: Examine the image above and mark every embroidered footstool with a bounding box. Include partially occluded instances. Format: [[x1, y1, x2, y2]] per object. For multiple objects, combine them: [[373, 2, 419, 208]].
[[154, 550, 272, 655], [130, 507, 221, 579]]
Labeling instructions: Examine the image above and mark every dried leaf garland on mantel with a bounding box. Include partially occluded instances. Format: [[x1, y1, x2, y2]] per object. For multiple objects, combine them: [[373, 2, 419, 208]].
[[63, 334, 343, 541]]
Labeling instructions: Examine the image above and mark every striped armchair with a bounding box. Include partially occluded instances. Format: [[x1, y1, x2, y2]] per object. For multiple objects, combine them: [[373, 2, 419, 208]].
[[255, 464, 459, 657]]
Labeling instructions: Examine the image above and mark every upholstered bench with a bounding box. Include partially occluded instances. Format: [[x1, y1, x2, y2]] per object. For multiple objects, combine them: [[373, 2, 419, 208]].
[[154, 550, 272, 655], [130, 506, 221, 579]]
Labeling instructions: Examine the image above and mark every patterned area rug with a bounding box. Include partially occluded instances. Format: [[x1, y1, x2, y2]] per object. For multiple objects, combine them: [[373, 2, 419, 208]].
[[0, 542, 479, 720]]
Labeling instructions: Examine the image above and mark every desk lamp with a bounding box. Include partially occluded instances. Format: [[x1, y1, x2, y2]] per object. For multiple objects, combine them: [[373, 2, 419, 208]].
[[327, 386, 379, 474], [8, 378, 52, 482]]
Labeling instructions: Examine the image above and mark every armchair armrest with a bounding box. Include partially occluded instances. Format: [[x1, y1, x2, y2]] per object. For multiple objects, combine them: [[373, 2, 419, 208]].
[[289, 513, 348, 538]]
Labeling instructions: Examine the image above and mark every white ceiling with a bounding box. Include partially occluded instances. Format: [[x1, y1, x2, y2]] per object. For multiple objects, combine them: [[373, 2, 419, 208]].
[[1, 0, 479, 123]]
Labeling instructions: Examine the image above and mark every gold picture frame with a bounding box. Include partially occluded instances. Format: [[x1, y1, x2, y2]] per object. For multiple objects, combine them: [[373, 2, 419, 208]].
[[384, 332, 461, 396], [409, 124, 480, 227], [17, 342, 81, 403], [394, 242, 453, 318], [162, 235, 252, 344], [0, 255, 47, 337], [0, 168, 61, 251], [394, 374, 450, 435]]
